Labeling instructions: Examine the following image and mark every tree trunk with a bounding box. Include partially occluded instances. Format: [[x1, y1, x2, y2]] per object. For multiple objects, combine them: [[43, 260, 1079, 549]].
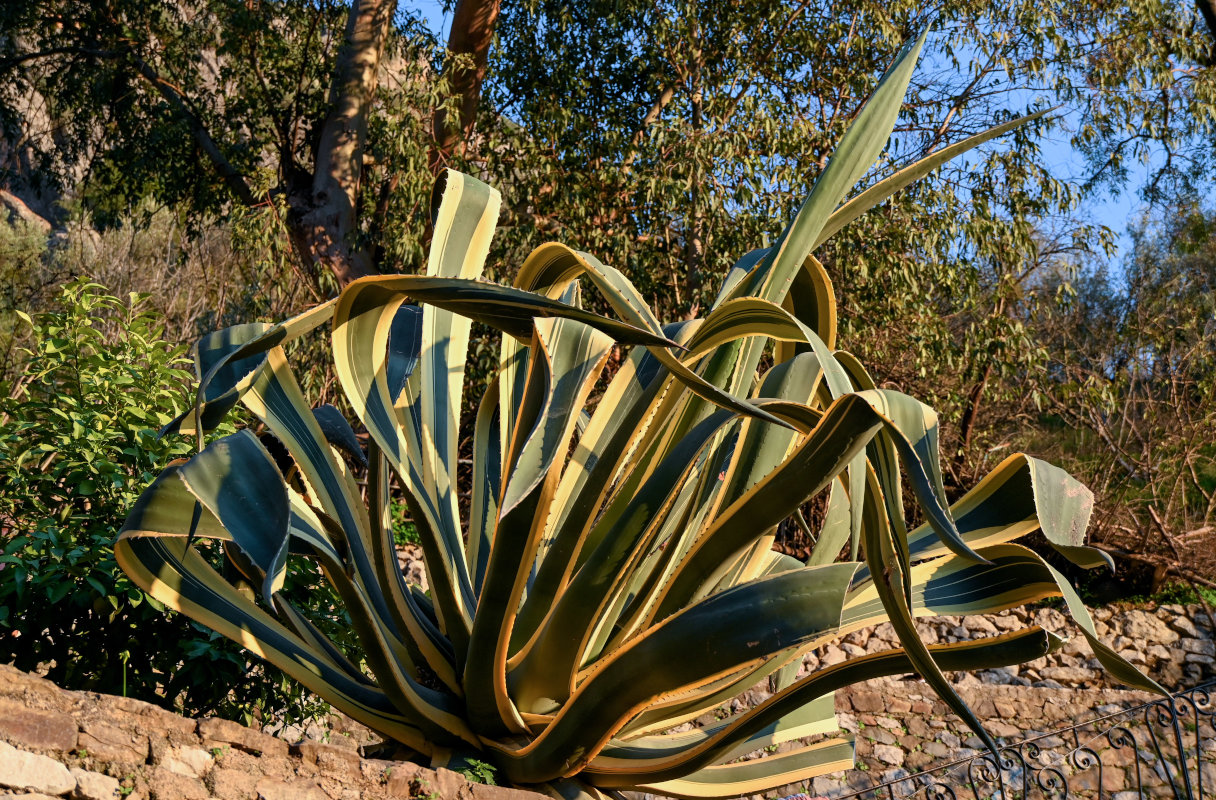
[[1198, 0, 1216, 46], [289, 0, 397, 287], [952, 362, 993, 477], [430, 0, 502, 171]]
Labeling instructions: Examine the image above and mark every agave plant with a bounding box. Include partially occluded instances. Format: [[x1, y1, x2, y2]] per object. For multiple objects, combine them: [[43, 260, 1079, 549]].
[[116, 34, 1163, 799]]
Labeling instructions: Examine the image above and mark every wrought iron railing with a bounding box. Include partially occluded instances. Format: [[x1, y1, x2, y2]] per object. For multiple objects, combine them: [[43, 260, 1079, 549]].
[[785, 681, 1216, 800]]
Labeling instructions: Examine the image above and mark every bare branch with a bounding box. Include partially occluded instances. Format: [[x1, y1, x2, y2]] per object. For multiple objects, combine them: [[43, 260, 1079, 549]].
[[0, 46, 117, 71]]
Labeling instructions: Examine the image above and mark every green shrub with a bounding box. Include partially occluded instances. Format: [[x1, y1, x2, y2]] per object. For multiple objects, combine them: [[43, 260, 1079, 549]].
[[390, 498, 422, 546], [0, 279, 329, 723], [0, 217, 56, 378]]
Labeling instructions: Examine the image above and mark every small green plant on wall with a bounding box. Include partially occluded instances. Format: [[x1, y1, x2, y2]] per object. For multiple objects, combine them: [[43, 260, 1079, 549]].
[[116, 33, 1164, 800]]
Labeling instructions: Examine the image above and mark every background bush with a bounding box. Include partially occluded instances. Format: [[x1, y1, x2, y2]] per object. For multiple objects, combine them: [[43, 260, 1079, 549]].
[[0, 279, 333, 723]]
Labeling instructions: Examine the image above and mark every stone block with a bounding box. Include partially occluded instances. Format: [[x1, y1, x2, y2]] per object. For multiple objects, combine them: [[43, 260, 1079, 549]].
[[922, 741, 950, 759], [383, 761, 425, 795], [993, 700, 1019, 719], [76, 722, 147, 766], [871, 729, 897, 746], [208, 767, 259, 800], [1179, 638, 1216, 656], [1169, 615, 1201, 638], [1147, 644, 1173, 661], [863, 637, 888, 654], [872, 744, 904, 766], [199, 718, 289, 758], [1122, 610, 1180, 644], [966, 616, 999, 634], [0, 704, 78, 751], [1100, 743, 1142, 767], [293, 740, 361, 774], [1039, 666, 1097, 685], [70, 767, 121, 800], [877, 767, 915, 796], [850, 690, 883, 713], [431, 767, 470, 799], [1068, 764, 1125, 793], [360, 758, 397, 785], [256, 777, 329, 800], [887, 697, 912, 714], [0, 740, 75, 795], [0, 666, 70, 702], [986, 721, 1021, 738], [147, 767, 209, 800], [158, 745, 213, 778], [109, 698, 196, 739], [469, 783, 547, 800], [811, 775, 847, 797]]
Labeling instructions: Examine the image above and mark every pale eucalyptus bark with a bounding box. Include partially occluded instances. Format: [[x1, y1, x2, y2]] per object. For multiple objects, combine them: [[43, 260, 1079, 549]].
[[289, 0, 397, 287]]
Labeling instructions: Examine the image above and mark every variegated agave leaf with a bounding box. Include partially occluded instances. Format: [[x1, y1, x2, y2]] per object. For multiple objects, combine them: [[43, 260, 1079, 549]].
[[116, 34, 1163, 800]]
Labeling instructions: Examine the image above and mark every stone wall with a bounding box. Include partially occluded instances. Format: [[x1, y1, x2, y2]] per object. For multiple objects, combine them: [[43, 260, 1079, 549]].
[[0, 601, 1210, 800], [803, 602, 1216, 797], [817, 679, 1183, 797], [801, 602, 1215, 691], [0, 665, 543, 800]]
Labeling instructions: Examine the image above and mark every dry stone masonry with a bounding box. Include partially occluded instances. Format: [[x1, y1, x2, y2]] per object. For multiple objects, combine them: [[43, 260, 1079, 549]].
[[0, 602, 1210, 799], [0, 665, 544, 800], [799, 602, 1215, 690]]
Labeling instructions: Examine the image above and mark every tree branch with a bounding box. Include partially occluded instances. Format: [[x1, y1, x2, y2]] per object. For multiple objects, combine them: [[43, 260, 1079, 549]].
[[619, 84, 678, 171], [1, 45, 256, 207], [127, 54, 258, 208], [1197, 0, 1216, 48], [0, 46, 119, 71], [430, 0, 501, 170]]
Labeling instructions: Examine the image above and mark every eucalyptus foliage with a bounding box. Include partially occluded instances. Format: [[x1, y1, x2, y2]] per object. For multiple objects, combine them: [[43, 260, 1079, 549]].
[[117, 38, 1163, 798]]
